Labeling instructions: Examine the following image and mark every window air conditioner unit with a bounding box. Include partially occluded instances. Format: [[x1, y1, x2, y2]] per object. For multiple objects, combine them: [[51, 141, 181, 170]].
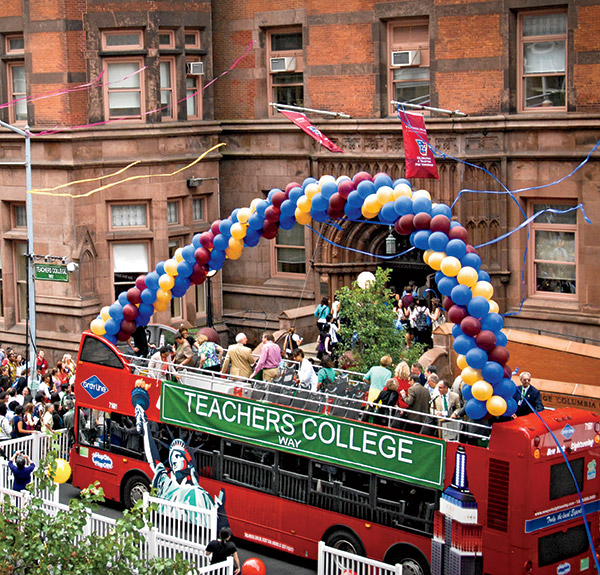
[[270, 56, 297, 73], [187, 61, 204, 75], [391, 50, 421, 67]]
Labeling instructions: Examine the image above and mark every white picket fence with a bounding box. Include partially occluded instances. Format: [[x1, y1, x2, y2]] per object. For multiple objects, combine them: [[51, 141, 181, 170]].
[[318, 541, 403, 575]]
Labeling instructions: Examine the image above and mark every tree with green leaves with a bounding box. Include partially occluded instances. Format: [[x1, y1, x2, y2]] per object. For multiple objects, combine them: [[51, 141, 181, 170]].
[[336, 267, 425, 373], [0, 448, 199, 575]]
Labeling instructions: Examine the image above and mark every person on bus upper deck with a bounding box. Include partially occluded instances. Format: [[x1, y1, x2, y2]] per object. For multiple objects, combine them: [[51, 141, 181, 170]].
[[173, 332, 194, 368], [399, 374, 431, 434], [410, 362, 426, 386], [425, 373, 440, 401], [513, 371, 544, 417], [148, 345, 179, 381], [364, 355, 393, 403], [251, 333, 281, 382], [222, 333, 255, 378], [291, 348, 318, 392]]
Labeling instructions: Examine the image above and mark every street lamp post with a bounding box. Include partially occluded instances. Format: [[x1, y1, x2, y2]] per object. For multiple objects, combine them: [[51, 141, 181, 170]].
[[0, 120, 36, 383]]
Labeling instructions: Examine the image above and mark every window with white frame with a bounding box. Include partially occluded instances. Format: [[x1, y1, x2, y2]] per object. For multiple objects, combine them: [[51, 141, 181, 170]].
[[111, 204, 148, 228], [13, 205, 26, 228], [186, 59, 203, 119], [159, 57, 176, 120], [267, 28, 304, 116], [530, 202, 576, 297], [8, 62, 27, 124], [196, 281, 206, 315], [519, 10, 567, 111], [388, 19, 430, 115], [274, 223, 305, 274], [15, 241, 27, 322], [112, 243, 149, 299], [167, 200, 180, 225], [159, 30, 175, 49], [192, 197, 205, 222], [103, 58, 145, 119]]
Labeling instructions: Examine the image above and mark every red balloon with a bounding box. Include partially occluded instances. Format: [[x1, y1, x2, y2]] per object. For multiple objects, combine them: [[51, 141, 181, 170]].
[[442, 296, 455, 311], [504, 365, 513, 378], [413, 212, 432, 230], [337, 179, 355, 199], [210, 220, 222, 235], [448, 225, 469, 243], [116, 330, 130, 342], [134, 275, 147, 291], [461, 316, 482, 337], [262, 220, 279, 238], [489, 345, 510, 366], [327, 207, 345, 219], [285, 182, 301, 193], [271, 191, 287, 209], [194, 247, 211, 266], [353, 171, 372, 184], [430, 215, 451, 234], [395, 214, 414, 235], [120, 319, 137, 335], [477, 330, 498, 352], [264, 205, 281, 223], [196, 327, 220, 344], [127, 287, 142, 305], [448, 304, 469, 324], [242, 558, 266, 575], [329, 192, 346, 212], [199, 231, 214, 249], [122, 303, 139, 321], [466, 244, 477, 254], [189, 263, 207, 285]]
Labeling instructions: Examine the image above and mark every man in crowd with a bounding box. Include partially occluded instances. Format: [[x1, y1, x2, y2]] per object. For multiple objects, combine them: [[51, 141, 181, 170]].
[[411, 362, 426, 386], [513, 371, 544, 417], [222, 333, 255, 378], [251, 333, 282, 382], [431, 379, 461, 440], [400, 374, 431, 434]]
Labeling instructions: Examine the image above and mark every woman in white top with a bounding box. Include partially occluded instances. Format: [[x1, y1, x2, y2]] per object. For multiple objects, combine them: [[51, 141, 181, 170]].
[[291, 349, 318, 392]]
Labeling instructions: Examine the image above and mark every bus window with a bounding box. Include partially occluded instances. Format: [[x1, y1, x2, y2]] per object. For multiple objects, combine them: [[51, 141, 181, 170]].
[[107, 413, 144, 455], [222, 439, 273, 492], [538, 522, 589, 567], [78, 408, 108, 449], [79, 336, 124, 369], [549, 457, 584, 500]]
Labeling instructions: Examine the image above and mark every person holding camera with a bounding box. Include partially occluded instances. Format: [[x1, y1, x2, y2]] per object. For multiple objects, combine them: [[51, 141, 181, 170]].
[[8, 451, 35, 492]]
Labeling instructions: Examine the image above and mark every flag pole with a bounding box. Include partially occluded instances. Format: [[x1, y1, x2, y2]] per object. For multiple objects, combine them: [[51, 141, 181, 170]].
[[270, 102, 351, 119], [391, 100, 467, 117]]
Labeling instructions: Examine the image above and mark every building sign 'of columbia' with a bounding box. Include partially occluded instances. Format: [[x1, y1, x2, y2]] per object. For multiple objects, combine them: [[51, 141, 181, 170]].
[[160, 382, 446, 489]]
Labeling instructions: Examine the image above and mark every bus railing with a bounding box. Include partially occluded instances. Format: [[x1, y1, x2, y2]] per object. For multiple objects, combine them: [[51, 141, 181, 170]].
[[318, 540, 403, 575]]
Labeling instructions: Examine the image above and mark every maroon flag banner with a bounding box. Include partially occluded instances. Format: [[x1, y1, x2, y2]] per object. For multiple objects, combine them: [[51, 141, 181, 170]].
[[280, 110, 343, 153], [399, 111, 439, 179]]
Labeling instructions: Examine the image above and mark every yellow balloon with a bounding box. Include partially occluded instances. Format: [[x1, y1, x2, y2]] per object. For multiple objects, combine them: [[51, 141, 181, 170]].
[[295, 208, 312, 225], [461, 366, 482, 386], [441, 256, 461, 277], [164, 258, 178, 277], [319, 175, 336, 186], [412, 189, 431, 200], [174, 248, 184, 263], [305, 183, 319, 200], [158, 274, 175, 291], [100, 306, 111, 321], [52, 458, 72, 484], [428, 251, 446, 271], [361, 206, 379, 219], [155, 288, 172, 303], [90, 318, 106, 336], [376, 186, 394, 206], [456, 354, 468, 370], [153, 299, 169, 312], [488, 299, 499, 314], [225, 247, 243, 260], [487, 395, 507, 417], [229, 237, 244, 250], [472, 280, 494, 300], [297, 195, 312, 213], [230, 222, 247, 240], [423, 249, 434, 265], [237, 208, 251, 224], [363, 195, 381, 213], [394, 183, 412, 198], [457, 266, 479, 288], [472, 380, 494, 401]]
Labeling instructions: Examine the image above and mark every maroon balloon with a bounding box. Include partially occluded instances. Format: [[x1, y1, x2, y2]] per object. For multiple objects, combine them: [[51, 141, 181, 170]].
[[395, 214, 414, 235], [466, 244, 477, 254], [210, 220, 222, 235], [430, 215, 451, 235], [503, 365, 513, 378], [327, 207, 345, 220], [271, 191, 287, 209], [127, 287, 142, 305], [199, 231, 215, 250], [134, 274, 147, 291], [448, 304, 469, 324], [460, 316, 482, 337], [189, 263, 208, 285], [196, 327, 220, 344], [329, 192, 346, 212], [489, 345, 510, 366], [337, 179, 355, 199], [476, 330, 497, 352], [194, 247, 211, 265], [264, 205, 281, 223], [262, 220, 279, 239], [353, 171, 372, 184], [413, 212, 432, 230], [442, 296, 455, 311], [120, 319, 137, 335], [116, 330, 130, 342], [448, 225, 468, 243], [285, 182, 301, 194], [122, 303, 139, 321]]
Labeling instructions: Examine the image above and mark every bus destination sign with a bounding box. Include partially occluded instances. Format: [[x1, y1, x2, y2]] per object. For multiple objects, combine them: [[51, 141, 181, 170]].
[[161, 382, 446, 490]]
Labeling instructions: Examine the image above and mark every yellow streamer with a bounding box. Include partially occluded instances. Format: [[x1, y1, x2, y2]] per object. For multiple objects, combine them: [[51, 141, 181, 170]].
[[29, 142, 225, 198]]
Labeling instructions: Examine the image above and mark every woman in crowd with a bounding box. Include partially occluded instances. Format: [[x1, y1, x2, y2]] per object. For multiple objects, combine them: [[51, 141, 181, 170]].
[[196, 333, 224, 372]]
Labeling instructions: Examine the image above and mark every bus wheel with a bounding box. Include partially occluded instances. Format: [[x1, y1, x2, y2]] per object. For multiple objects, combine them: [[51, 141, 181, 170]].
[[123, 474, 150, 509], [387, 553, 429, 575], [325, 529, 365, 556]]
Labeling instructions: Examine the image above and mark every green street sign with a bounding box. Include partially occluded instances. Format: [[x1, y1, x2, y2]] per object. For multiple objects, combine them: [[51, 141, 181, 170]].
[[34, 263, 69, 282], [161, 382, 446, 490]]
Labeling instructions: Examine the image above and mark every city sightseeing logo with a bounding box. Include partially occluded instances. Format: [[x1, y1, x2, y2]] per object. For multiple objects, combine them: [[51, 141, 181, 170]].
[[81, 375, 108, 399], [561, 424, 575, 441], [92, 452, 113, 470]]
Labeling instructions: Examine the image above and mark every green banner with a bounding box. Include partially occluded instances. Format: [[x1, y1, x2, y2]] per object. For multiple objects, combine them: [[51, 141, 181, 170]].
[[34, 263, 69, 282], [161, 382, 446, 489]]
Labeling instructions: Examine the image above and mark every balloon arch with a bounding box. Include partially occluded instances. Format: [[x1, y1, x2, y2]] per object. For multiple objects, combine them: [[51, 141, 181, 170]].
[[90, 171, 516, 419]]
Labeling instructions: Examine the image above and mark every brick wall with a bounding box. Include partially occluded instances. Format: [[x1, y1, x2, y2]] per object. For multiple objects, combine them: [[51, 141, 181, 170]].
[[437, 14, 502, 60]]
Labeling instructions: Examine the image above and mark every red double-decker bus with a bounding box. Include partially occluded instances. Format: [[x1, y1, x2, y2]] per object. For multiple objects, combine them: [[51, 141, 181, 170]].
[[70, 331, 600, 575]]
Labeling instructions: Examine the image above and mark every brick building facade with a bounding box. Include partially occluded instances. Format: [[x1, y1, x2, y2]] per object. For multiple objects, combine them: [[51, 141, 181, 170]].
[[0, 1, 598, 362]]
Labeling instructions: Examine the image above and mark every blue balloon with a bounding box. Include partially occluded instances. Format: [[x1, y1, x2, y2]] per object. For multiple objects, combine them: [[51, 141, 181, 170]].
[[438, 276, 458, 297], [393, 178, 411, 188], [248, 212, 264, 230], [478, 270, 491, 282], [374, 174, 393, 189], [145, 271, 159, 290], [219, 219, 233, 236], [413, 230, 431, 251], [208, 249, 226, 268], [462, 383, 473, 402], [213, 234, 229, 251], [311, 193, 329, 212], [482, 361, 504, 384], [461, 252, 481, 270], [453, 334, 476, 355], [467, 296, 490, 319], [465, 398, 488, 420], [280, 199, 296, 218], [412, 196, 432, 214], [428, 231, 449, 252], [244, 233, 261, 247], [288, 186, 303, 203], [192, 234, 202, 249], [481, 312, 504, 333], [452, 324, 464, 338], [311, 209, 328, 223], [141, 288, 157, 304], [435, 271, 445, 284], [504, 397, 518, 417], [344, 204, 362, 220], [347, 190, 363, 208], [379, 202, 398, 224], [320, 181, 338, 200], [138, 302, 154, 317], [431, 203, 452, 218], [268, 188, 283, 202], [177, 260, 193, 278], [466, 347, 488, 370], [174, 275, 191, 290], [394, 195, 413, 217], [451, 284, 473, 306], [230, 208, 239, 223], [171, 285, 186, 298], [450, 221, 463, 228], [302, 177, 318, 190], [118, 291, 129, 306], [104, 334, 118, 345], [279, 216, 296, 230], [496, 331, 508, 347], [495, 378, 517, 399], [136, 313, 151, 327], [446, 239, 467, 259], [104, 317, 120, 335], [255, 200, 268, 218], [356, 180, 376, 199], [181, 244, 196, 263], [156, 261, 166, 276]]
